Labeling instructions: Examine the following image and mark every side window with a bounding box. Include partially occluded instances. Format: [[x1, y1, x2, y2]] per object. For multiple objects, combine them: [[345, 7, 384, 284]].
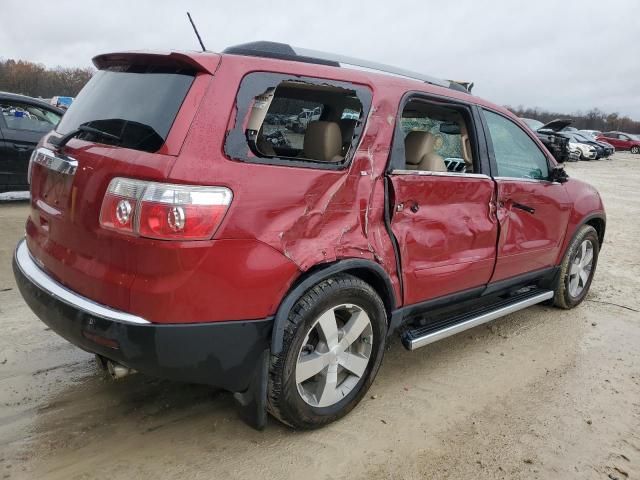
[[483, 110, 549, 180], [399, 99, 476, 173], [0, 101, 61, 133], [225, 72, 372, 168]]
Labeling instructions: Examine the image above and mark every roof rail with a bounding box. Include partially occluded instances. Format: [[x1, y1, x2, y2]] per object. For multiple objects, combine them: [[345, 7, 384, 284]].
[[222, 41, 470, 93]]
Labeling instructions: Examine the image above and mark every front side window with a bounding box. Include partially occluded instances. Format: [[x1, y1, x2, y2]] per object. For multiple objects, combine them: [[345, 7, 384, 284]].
[[483, 110, 549, 180], [224, 72, 372, 169], [399, 99, 476, 173], [1, 101, 61, 133]]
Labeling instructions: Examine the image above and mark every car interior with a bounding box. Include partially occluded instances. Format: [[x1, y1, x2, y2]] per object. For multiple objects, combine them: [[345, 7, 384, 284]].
[[1, 101, 60, 132], [400, 100, 475, 173], [248, 81, 363, 163]]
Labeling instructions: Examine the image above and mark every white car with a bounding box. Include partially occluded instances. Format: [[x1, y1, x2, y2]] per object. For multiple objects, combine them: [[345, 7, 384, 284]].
[[570, 141, 597, 160]]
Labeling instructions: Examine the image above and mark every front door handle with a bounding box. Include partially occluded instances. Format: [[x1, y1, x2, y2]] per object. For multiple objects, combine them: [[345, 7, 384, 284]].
[[512, 202, 535, 214]]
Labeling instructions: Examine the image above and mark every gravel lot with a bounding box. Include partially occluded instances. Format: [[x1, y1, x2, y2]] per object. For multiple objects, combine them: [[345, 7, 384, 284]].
[[0, 153, 638, 479]]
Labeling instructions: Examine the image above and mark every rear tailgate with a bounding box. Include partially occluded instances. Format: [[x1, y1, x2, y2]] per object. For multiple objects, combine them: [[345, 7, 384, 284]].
[[26, 52, 218, 312]]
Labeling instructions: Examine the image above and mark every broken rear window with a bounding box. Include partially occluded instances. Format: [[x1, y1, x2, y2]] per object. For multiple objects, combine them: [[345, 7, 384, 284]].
[[224, 73, 372, 170]]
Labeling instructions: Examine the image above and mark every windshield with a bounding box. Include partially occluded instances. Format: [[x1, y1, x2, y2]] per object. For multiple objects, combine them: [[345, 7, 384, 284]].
[[521, 118, 544, 131], [56, 66, 195, 152], [628, 133, 640, 141], [572, 133, 592, 142]]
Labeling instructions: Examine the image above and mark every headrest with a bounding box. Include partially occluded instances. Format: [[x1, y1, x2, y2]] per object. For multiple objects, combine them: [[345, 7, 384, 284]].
[[405, 131, 436, 165], [303, 121, 343, 162]]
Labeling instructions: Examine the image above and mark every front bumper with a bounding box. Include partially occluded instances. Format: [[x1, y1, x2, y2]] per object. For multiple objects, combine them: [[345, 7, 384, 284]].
[[12, 239, 272, 392]]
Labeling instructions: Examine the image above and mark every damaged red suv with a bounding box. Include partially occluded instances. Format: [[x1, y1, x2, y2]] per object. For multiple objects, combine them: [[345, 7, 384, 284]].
[[13, 41, 605, 430]]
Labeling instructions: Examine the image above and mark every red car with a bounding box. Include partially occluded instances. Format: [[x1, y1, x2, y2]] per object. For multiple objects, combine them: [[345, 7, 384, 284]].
[[598, 131, 640, 154], [13, 42, 605, 430]]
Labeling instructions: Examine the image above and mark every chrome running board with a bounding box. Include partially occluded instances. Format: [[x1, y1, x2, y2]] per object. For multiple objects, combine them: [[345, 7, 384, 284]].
[[402, 289, 554, 351]]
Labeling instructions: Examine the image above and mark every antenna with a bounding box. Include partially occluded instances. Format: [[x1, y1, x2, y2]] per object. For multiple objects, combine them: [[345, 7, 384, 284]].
[[187, 12, 206, 52]]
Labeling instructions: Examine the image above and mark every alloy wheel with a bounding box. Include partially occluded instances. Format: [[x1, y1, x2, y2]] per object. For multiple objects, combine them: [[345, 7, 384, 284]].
[[296, 303, 373, 408], [568, 239, 594, 297]]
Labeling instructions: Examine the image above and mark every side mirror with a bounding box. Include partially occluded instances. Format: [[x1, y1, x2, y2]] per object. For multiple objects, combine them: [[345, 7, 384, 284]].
[[550, 165, 569, 183]]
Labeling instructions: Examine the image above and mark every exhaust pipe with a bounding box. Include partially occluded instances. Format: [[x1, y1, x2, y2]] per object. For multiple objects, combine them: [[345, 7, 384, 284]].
[[95, 355, 136, 379], [107, 360, 136, 379]]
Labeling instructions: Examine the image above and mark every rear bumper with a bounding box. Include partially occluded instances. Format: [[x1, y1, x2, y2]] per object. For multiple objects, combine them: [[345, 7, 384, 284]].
[[12, 239, 272, 392]]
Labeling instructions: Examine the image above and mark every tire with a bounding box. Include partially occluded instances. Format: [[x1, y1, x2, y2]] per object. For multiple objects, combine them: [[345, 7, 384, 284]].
[[552, 225, 600, 309], [268, 274, 387, 429], [631, 146, 639, 154]]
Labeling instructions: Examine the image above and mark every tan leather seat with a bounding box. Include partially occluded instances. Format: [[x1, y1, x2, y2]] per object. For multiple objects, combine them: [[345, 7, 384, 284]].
[[404, 131, 446, 172], [459, 123, 474, 172], [303, 121, 344, 162]]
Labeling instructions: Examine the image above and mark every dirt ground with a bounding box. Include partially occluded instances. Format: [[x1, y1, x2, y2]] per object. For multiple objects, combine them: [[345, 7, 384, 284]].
[[0, 154, 638, 480]]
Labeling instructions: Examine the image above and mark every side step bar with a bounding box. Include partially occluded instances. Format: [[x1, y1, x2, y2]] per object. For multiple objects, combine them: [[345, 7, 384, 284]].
[[401, 289, 554, 350]]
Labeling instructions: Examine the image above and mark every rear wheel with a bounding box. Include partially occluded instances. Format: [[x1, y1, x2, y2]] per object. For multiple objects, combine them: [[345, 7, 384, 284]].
[[553, 225, 600, 309], [631, 146, 639, 154], [268, 274, 387, 429]]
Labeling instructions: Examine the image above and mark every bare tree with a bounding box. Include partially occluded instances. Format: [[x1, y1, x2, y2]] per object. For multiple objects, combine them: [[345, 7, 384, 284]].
[[0, 58, 94, 98], [506, 105, 640, 134]]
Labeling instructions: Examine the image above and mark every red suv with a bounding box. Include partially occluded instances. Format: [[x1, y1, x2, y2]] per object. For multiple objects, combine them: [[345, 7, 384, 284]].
[[597, 131, 640, 154], [13, 42, 605, 430]]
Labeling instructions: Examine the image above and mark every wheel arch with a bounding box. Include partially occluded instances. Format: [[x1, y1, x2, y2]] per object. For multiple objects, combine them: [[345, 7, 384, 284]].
[[585, 215, 606, 246], [270, 259, 397, 354]]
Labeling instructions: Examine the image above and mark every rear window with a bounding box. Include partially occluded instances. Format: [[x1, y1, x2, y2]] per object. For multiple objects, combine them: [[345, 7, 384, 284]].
[[56, 66, 195, 152], [224, 72, 372, 169]]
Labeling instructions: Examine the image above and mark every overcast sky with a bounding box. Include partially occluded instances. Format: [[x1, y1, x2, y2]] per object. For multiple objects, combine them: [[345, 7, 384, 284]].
[[2, 0, 639, 118]]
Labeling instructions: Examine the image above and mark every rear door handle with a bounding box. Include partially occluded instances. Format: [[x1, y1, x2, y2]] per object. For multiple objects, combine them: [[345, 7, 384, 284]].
[[12, 143, 31, 152], [512, 202, 535, 214]]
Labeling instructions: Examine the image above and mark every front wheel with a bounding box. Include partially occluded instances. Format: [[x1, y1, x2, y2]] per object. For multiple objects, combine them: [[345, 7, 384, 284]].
[[552, 225, 600, 309], [631, 146, 639, 154], [268, 274, 387, 429]]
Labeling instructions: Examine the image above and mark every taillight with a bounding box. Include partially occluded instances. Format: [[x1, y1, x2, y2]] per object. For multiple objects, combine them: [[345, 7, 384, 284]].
[[99, 178, 232, 240]]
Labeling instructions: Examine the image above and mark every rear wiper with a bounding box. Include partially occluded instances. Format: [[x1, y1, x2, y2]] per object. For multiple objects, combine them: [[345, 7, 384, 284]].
[[50, 125, 121, 149]]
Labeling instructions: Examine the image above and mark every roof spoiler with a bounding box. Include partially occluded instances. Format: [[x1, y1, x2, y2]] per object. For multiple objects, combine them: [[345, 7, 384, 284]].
[[92, 51, 220, 74]]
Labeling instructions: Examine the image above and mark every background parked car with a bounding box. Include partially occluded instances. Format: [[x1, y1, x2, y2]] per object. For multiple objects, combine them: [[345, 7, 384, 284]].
[[560, 131, 610, 159], [580, 129, 602, 139], [573, 132, 613, 158], [286, 106, 322, 133], [520, 118, 571, 162], [0, 92, 63, 193], [598, 131, 640, 154], [50, 96, 74, 110], [567, 142, 582, 161]]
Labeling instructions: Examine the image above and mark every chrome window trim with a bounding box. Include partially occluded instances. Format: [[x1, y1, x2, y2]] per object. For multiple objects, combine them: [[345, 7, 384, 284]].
[[14, 239, 150, 325], [390, 169, 490, 180], [493, 176, 560, 185]]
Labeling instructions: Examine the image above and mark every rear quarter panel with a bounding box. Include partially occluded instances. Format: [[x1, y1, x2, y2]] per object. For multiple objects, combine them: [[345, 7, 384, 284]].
[[168, 56, 405, 307]]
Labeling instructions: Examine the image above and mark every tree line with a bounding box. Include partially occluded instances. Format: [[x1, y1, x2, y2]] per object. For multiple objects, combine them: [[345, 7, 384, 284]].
[[0, 59, 93, 99], [1, 58, 639, 134], [507, 105, 640, 134]]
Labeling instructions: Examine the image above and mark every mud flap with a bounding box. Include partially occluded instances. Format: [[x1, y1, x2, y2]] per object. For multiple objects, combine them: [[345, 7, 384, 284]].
[[233, 348, 269, 430]]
